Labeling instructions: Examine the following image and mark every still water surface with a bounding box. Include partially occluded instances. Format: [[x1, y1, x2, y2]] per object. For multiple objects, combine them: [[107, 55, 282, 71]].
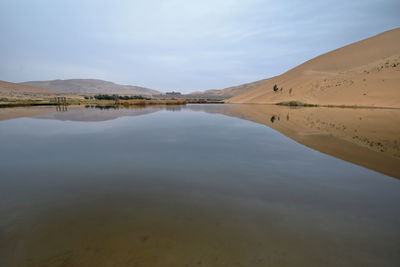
[[0, 105, 399, 267]]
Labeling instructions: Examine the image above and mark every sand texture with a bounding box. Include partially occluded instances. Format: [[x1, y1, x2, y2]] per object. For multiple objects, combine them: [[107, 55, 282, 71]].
[[227, 28, 400, 108]]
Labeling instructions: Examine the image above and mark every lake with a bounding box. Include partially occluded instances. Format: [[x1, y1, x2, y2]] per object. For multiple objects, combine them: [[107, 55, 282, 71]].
[[0, 104, 399, 267]]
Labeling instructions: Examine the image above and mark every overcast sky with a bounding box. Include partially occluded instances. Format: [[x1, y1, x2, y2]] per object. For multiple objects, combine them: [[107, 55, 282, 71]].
[[0, 0, 399, 92]]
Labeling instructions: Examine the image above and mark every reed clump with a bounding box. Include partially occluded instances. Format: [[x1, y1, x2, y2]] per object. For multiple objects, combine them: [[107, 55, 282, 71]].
[[276, 101, 318, 107]]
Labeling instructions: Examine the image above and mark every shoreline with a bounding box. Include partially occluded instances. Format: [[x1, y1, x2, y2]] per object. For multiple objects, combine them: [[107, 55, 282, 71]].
[[225, 101, 400, 110], [275, 101, 400, 109], [0, 98, 226, 108], [1, 98, 399, 110]]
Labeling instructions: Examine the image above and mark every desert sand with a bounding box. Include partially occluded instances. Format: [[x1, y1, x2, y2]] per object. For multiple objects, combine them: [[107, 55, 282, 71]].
[[227, 28, 400, 108]]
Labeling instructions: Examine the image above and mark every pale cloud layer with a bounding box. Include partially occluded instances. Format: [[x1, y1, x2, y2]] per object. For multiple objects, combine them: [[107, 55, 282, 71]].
[[0, 0, 399, 92]]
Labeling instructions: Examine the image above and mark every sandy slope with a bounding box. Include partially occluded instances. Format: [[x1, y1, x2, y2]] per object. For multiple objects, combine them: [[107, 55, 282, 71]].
[[228, 28, 400, 107], [187, 79, 267, 98]]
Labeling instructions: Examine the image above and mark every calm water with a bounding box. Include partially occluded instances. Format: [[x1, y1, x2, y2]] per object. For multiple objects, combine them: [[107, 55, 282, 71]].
[[0, 105, 399, 267]]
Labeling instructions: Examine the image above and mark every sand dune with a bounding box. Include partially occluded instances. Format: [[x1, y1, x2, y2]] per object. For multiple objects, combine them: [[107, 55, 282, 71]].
[[227, 28, 400, 108], [187, 79, 267, 98]]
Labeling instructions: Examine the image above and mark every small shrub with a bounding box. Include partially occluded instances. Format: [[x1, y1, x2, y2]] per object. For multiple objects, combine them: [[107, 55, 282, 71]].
[[93, 94, 151, 101]]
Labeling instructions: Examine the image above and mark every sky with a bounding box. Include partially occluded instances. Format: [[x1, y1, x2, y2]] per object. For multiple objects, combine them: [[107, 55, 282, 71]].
[[0, 0, 399, 93]]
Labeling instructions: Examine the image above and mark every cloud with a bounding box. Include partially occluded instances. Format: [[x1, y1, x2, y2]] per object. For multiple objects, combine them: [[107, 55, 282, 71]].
[[0, 0, 399, 92]]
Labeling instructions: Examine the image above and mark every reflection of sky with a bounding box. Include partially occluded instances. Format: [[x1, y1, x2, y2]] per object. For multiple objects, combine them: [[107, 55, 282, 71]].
[[0, 107, 391, 181], [1, 0, 399, 91], [1, 107, 400, 267], [1, 107, 399, 230]]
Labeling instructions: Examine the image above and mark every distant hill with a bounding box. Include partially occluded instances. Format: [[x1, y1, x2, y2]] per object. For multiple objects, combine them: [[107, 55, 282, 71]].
[[187, 79, 267, 99], [0, 80, 55, 94], [227, 28, 400, 108], [21, 79, 161, 95]]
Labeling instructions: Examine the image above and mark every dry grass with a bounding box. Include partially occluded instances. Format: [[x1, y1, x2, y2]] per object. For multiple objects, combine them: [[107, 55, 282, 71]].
[[0, 98, 188, 108]]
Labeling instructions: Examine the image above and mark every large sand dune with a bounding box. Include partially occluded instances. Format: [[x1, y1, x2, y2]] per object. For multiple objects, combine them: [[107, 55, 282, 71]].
[[228, 28, 400, 108]]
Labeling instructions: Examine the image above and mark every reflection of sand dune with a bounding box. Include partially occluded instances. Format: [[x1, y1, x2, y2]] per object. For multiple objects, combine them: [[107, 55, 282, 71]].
[[0, 106, 164, 122], [36, 106, 165, 122], [188, 104, 400, 179], [0, 105, 185, 122], [0, 106, 56, 121], [2, 104, 399, 178]]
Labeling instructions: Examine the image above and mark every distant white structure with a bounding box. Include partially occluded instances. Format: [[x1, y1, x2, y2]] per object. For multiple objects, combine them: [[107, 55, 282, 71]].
[[166, 91, 181, 96]]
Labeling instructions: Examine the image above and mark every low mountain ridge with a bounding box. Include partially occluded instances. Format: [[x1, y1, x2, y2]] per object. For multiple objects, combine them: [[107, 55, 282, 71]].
[[22, 79, 160, 95], [0, 80, 56, 96]]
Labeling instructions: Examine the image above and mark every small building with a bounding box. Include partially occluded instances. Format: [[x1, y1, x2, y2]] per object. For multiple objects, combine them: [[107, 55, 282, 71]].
[[166, 91, 182, 96]]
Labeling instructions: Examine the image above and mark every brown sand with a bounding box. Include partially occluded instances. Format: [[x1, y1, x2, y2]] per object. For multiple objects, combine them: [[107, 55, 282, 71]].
[[228, 28, 400, 108]]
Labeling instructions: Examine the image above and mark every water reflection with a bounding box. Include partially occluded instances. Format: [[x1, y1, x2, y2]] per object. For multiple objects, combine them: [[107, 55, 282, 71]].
[[0, 105, 399, 267], [188, 104, 400, 179], [1, 104, 400, 178], [1, 104, 399, 178], [56, 105, 68, 112]]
